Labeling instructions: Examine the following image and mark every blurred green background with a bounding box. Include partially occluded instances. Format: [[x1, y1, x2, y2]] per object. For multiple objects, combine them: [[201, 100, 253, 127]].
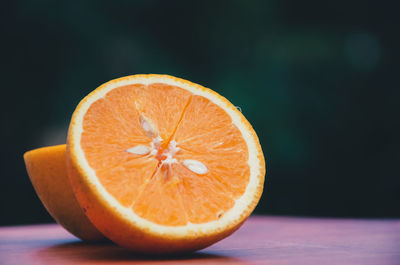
[[1, 0, 399, 225]]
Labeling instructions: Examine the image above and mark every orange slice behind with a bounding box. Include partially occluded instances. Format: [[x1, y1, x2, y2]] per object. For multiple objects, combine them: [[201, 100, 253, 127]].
[[24, 145, 104, 241], [67, 74, 265, 253]]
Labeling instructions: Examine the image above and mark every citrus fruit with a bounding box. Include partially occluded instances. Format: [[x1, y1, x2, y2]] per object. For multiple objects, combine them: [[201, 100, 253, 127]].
[[67, 74, 265, 253], [24, 145, 104, 241]]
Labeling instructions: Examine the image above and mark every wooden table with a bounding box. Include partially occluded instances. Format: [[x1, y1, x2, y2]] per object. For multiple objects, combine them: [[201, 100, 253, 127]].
[[1, 216, 400, 265]]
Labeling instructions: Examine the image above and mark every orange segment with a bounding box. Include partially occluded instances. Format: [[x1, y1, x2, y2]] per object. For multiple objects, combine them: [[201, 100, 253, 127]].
[[174, 95, 250, 200], [82, 84, 151, 147], [172, 163, 235, 224], [95, 157, 159, 207], [132, 167, 187, 226], [134, 83, 192, 143], [67, 74, 265, 253]]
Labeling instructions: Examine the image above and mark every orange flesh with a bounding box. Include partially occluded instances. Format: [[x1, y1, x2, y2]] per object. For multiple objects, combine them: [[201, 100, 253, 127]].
[[81, 83, 250, 226]]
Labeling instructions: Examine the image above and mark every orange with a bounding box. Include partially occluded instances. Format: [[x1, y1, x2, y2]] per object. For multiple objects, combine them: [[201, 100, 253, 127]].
[[67, 74, 265, 253], [24, 145, 104, 241]]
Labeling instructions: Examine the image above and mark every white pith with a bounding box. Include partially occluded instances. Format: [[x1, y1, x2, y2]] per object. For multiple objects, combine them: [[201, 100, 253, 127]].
[[127, 124, 207, 175], [159, 139, 179, 166], [71, 75, 262, 237]]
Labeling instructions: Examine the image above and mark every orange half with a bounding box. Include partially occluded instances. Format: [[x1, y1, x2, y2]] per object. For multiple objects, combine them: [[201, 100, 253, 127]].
[[67, 74, 265, 253], [24, 145, 104, 241]]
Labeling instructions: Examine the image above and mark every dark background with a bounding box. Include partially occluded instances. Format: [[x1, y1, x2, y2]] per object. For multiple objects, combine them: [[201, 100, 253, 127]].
[[1, 0, 399, 226]]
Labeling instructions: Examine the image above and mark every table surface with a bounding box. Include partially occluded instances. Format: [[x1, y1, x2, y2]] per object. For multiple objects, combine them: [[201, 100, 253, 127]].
[[1, 216, 400, 265]]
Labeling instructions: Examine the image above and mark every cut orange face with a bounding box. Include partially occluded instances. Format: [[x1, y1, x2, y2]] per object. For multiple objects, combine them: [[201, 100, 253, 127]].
[[67, 74, 265, 253]]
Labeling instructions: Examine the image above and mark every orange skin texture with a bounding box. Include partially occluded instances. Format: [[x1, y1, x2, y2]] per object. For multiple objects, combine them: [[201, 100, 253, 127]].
[[66, 74, 265, 253], [24, 145, 104, 241]]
